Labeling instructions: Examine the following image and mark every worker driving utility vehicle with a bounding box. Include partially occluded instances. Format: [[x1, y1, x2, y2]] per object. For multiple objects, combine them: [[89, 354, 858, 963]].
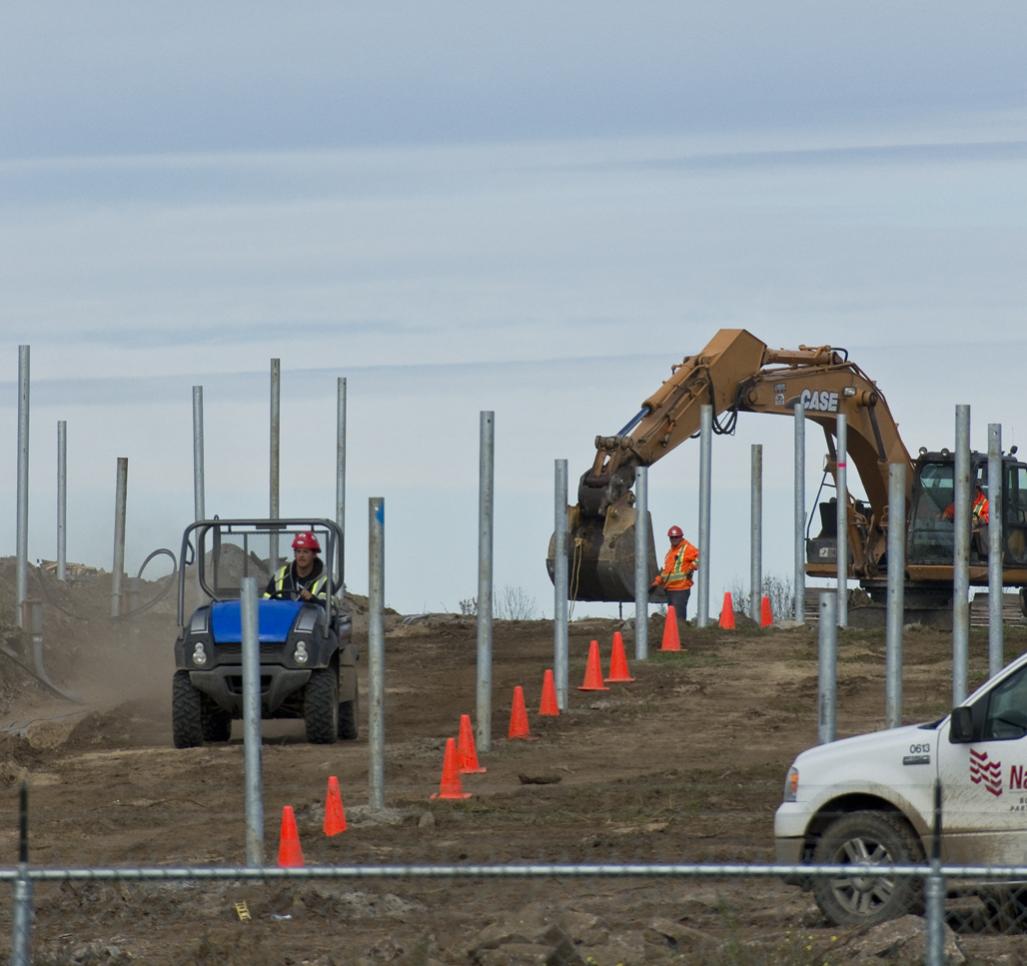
[[172, 519, 358, 748]]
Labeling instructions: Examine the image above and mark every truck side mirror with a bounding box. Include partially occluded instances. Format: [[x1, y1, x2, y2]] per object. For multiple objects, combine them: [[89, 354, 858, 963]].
[[949, 706, 975, 743]]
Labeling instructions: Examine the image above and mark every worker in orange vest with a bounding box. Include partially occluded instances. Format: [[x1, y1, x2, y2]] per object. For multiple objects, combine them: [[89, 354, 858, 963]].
[[651, 525, 700, 621], [941, 485, 990, 528]]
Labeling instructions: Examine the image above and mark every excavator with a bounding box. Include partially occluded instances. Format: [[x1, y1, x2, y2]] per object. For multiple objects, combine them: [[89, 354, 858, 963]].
[[548, 328, 1027, 613]]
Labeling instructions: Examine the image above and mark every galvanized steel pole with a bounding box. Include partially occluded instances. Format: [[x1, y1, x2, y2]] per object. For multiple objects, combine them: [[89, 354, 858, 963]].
[[835, 414, 848, 628], [368, 498, 386, 811], [987, 423, 1004, 678], [925, 860, 945, 966], [750, 444, 763, 623], [953, 404, 971, 705], [336, 377, 347, 588], [885, 463, 906, 729], [11, 783, 31, 966], [553, 459, 569, 708], [793, 402, 806, 624], [696, 405, 713, 628], [16, 346, 30, 628], [57, 420, 67, 582], [476, 412, 495, 752], [240, 577, 264, 867], [192, 386, 205, 521], [818, 592, 837, 744], [269, 359, 281, 571], [634, 466, 650, 661], [111, 458, 128, 620]]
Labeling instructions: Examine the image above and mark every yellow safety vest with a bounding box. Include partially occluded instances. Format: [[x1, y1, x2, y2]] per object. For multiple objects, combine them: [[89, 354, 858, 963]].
[[264, 564, 327, 600]]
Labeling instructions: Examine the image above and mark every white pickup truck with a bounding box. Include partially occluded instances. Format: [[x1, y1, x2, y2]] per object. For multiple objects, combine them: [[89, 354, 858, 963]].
[[775, 649, 1027, 927]]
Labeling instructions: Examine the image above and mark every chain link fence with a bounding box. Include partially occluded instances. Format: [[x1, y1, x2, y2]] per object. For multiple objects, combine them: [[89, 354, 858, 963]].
[[5, 860, 1027, 964]]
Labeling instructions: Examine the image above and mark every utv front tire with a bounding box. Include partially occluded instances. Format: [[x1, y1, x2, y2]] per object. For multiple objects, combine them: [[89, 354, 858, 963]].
[[811, 810, 923, 926], [304, 668, 339, 744], [202, 697, 232, 742], [172, 671, 204, 748], [339, 689, 359, 741]]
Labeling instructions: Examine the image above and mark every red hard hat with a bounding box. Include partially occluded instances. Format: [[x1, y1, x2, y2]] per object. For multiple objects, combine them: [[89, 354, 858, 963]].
[[667, 525, 683, 539], [291, 531, 321, 552]]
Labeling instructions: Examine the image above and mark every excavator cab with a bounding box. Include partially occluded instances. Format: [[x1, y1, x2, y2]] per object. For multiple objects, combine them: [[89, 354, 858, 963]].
[[907, 452, 1027, 567]]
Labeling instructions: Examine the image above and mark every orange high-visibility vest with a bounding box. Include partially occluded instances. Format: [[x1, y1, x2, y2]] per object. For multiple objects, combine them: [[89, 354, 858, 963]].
[[656, 540, 699, 591]]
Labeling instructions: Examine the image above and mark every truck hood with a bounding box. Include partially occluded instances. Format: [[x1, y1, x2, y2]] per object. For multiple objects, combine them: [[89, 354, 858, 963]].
[[795, 722, 938, 767]]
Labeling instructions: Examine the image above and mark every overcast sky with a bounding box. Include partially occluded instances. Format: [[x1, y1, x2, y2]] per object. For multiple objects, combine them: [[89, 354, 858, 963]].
[[2, 3, 1026, 616]]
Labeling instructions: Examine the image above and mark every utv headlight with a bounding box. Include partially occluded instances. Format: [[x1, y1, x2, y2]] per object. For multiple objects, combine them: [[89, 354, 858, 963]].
[[294, 641, 309, 665], [783, 766, 799, 802], [192, 642, 208, 667]]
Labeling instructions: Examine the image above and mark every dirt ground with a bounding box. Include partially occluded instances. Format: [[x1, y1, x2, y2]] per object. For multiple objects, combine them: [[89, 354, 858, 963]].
[[1, 560, 1026, 964]]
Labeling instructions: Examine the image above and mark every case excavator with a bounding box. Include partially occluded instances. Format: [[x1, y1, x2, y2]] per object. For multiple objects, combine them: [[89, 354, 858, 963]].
[[547, 328, 1027, 614]]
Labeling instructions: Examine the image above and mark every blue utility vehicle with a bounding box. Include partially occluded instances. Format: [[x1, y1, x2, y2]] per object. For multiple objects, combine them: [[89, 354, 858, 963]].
[[172, 519, 357, 747]]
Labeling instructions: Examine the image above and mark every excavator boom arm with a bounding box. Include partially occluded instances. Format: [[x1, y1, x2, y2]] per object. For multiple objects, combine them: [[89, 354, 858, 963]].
[[558, 328, 914, 601], [580, 328, 912, 529]]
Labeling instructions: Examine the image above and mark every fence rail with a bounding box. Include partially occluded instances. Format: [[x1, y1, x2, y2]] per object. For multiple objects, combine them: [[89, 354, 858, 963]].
[[7, 858, 1027, 965], [3, 860, 1027, 880]]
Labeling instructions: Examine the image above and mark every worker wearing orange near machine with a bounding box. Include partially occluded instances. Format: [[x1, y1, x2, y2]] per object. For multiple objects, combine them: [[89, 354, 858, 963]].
[[651, 525, 700, 620], [941, 485, 990, 528]]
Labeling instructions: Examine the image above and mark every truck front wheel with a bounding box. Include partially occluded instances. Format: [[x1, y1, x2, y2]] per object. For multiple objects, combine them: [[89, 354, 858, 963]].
[[811, 810, 923, 926]]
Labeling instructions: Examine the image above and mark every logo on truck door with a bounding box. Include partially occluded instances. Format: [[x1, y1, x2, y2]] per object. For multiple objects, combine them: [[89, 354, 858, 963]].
[[970, 748, 1003, 797], [800, 389, 840, 413]]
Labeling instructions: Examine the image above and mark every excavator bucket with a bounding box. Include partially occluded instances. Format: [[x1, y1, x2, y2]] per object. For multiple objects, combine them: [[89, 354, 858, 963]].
[[547, 504, 658, 602]]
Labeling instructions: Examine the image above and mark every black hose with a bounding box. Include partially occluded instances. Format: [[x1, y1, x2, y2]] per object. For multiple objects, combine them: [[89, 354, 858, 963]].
[[29, 547, 178, 623]]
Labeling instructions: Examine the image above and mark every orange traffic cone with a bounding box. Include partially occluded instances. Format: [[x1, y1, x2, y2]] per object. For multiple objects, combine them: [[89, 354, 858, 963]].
[[719, 592, 736, 630], [431, 737, 471, 800], [660, 605, 682, 652], [760, 594, 773, 628], [323, 775, 348, 837], [538, 669, 560, 717], [277, 805, 305, 867], [508, 685, 534, 739], [605, 631, 635, 683], [578, 640, 610, 691], [457, 713, 486, 774]]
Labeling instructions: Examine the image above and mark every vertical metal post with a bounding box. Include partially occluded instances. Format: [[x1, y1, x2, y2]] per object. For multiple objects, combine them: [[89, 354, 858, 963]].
[[885, 463, 906, 729], [634, 466, 650, 661], [818, 592, 837, 744], [16, 346, 30, 628], [111, 458, 128, 620], [696, 404, 713, 628], [988, 423, 1004, 678], [240, 577, 263, 867], [192, 386, 205, 521], [11, 782, 31, 966], [476, 412, 495, 752], [750, 444, 763, 623], [835, 413, 848, 628], [269, 359, 281, 571], [793, 401, 806, 624], [368, 498, 386, 812], [57, 420, 67, 582], [553, 459, 569, 708], [925, 782, 945, 966], [336, 377, 347, 589], [953, 404, 971, 705], [29, 602, 44, 677]]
